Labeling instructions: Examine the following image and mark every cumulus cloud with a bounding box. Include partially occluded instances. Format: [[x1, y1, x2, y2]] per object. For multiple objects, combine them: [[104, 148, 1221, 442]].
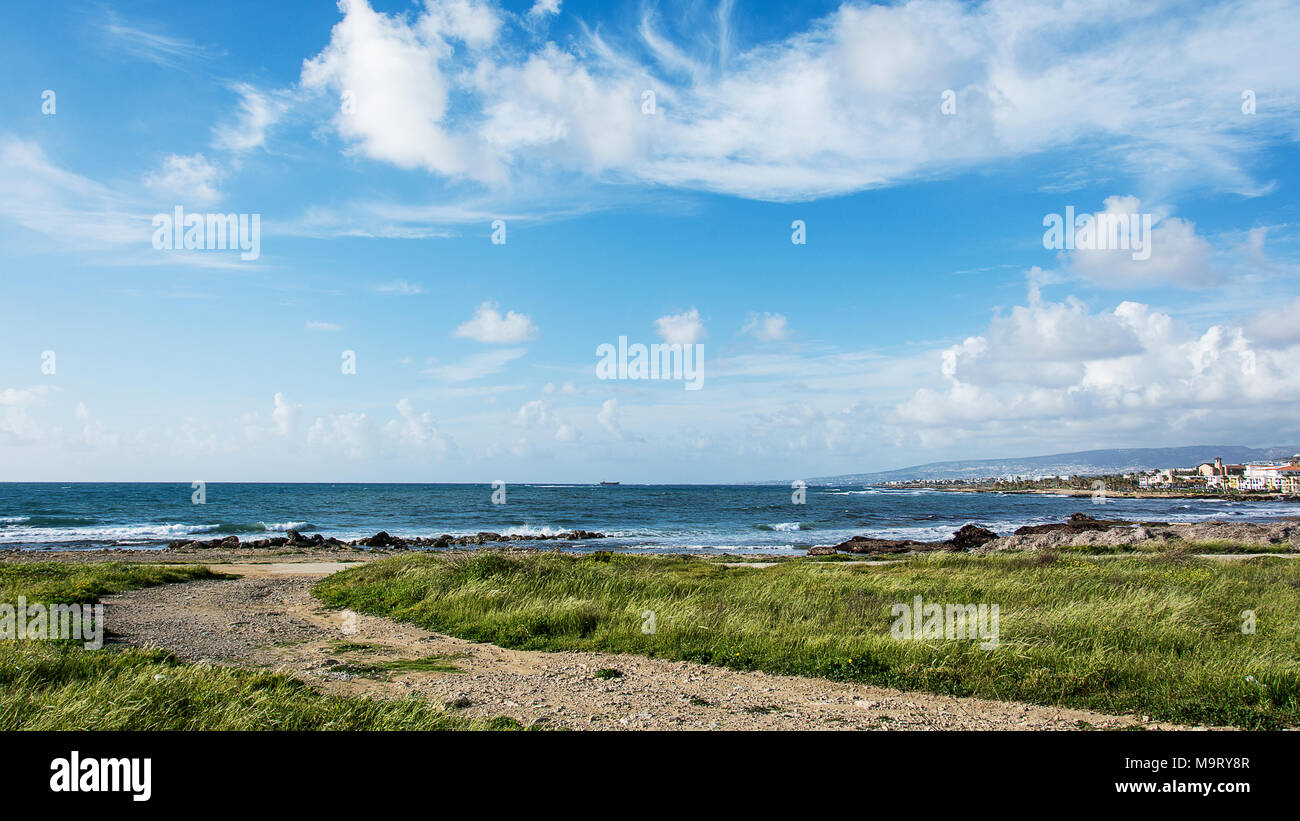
[[514, 397, 579, 442], [0, 387, 56, 445], [654, 308, 706, 344], [305, 399, 452, 460], [893, 285, 1300, 444], [300, 0, 504, 181], [454, 301, 538, 343], [742, 312, 792, 342], [271, 392, 298, 436], [307, 412, 373, 460], [144, 153, 222, 205], [1059, 196, 1218, 288], [596, 398, 627, 439], [1245, 297, 1300, 349], [383, 398, 451, 453]]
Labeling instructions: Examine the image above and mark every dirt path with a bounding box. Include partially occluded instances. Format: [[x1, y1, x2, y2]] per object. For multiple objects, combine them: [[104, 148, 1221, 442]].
[[99, 561, 1194, 731]]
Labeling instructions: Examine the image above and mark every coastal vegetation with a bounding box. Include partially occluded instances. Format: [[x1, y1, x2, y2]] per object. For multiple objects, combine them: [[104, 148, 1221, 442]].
[[314, 549, 1300, 729], [0, 562, 516, 731]]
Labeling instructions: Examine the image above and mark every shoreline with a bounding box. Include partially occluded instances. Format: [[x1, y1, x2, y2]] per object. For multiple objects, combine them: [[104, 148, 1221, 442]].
[[4, 515, 1299, 562], [892, 486, 1300, 501]]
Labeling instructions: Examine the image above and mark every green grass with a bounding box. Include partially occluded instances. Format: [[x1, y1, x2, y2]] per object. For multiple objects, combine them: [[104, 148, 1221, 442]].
[[0, 561, 228, 605], [333, 653, 466, 678], [326, 639, 385, 654], [0, 642, 513, 730], [0, 560, 519, 731], [1057, 539, 1293, 556], [313, 549, 1300, 729]]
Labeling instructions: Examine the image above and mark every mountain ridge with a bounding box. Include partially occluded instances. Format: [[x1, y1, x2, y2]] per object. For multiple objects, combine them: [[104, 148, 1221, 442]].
[[805, 445, 1300, 485]]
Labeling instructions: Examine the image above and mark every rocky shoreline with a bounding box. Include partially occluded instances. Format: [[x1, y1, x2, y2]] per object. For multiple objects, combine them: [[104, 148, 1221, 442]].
[[811, 514, 1300, 555], [165, 528, 608, 552]]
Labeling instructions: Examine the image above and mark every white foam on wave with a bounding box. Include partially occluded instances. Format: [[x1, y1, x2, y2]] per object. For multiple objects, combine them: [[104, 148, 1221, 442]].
[[0, 521, 218, 546], [258, 521, 310, 532]]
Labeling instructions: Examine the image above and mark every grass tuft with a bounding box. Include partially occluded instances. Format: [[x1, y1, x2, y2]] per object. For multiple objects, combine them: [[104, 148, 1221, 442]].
[[314, 550, 1300, 729]]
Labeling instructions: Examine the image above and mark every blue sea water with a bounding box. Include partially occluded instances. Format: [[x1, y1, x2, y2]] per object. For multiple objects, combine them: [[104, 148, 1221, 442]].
[[0, 483, 1295, 553]]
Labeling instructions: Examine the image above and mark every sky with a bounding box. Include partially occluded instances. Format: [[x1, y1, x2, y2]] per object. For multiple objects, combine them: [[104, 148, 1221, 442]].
[[2, 0, 1300, 483]]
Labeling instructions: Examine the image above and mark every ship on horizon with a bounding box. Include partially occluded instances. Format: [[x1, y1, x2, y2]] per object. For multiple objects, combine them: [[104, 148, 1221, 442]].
[[598, 481, 620, 485]]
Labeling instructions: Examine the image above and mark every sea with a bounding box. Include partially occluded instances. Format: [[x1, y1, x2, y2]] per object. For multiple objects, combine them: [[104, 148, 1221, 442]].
[[2, 482, 1296, 554]]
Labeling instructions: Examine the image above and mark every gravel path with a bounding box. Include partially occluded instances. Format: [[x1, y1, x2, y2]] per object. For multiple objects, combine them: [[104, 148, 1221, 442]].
[[98, 563, 1195, 731]]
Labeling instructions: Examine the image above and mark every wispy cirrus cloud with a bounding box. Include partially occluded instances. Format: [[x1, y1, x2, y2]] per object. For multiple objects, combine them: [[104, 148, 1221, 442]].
[[101, 12, 223, 67], [295, 0, 1300, 201]]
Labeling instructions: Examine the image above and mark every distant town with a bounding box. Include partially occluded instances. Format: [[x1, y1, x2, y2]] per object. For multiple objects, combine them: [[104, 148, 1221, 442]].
[[880, 454, 1300, 497]]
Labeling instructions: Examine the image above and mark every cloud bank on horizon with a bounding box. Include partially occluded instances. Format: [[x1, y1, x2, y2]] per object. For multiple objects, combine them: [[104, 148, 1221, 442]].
[[1, 0, 1299, 482]]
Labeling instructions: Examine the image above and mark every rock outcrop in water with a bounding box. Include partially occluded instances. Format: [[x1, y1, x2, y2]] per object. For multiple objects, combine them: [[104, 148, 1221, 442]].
[[165, 529, 608, 551], [821, 523, 999, 555]]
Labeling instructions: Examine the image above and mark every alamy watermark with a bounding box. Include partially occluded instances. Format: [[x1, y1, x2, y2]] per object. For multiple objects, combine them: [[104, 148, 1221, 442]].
[[1042, 205, 1151, 260], [1, 597, 103, 650], [891, 595, 999, 650], [596, 336, 704, 390], [152, 206, 261, 261]]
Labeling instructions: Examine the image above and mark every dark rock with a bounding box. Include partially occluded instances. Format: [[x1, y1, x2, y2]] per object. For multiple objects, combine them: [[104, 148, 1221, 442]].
[[829, 535, 926, 554], [806, 545, 837, 555], [949, 524, 998, 550], [358, 531, 393, 547]]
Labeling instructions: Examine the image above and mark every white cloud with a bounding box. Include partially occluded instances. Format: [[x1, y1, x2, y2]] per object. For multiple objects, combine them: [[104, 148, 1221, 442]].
[[102, 14, 219, 67], [306, 320, 342, 332], [376, 279, 424, 295], [383, 398, 452, 453], [300, 0, 504, 181], [596, 397, 626, 440], [271, 392, 299, 436], [654, 308, 706, 344], [1245, 297, 1300, 349], [742, 312, 792, 342], [1061, 196, 1218, 288], [307, 412, 373, 460], [514, 397, 580, 443], [144, 153, 222, 205], [0, 137, 146, 247], [893, 285, 1300, 445], [0, 387, 56, 445], [528, 0, 561, 18], [212, 83, 288, 153], [425, 348, 526, 381], [298, 0, 1300, 201], [454, 301, 539, 343]]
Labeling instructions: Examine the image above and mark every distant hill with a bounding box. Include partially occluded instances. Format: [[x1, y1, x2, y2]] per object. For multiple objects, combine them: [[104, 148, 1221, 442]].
[[806, 446, 1300, 485]]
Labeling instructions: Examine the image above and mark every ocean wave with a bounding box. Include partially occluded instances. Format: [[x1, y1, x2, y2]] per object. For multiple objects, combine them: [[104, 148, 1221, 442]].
[[1, 515, 97, 527], [754, 522, 813, 532], [0, 521, 213, 546], [204, 521, 313, 534]]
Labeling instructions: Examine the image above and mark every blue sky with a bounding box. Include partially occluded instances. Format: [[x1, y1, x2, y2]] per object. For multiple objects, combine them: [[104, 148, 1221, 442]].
[[2, 0, 1300, 482]]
